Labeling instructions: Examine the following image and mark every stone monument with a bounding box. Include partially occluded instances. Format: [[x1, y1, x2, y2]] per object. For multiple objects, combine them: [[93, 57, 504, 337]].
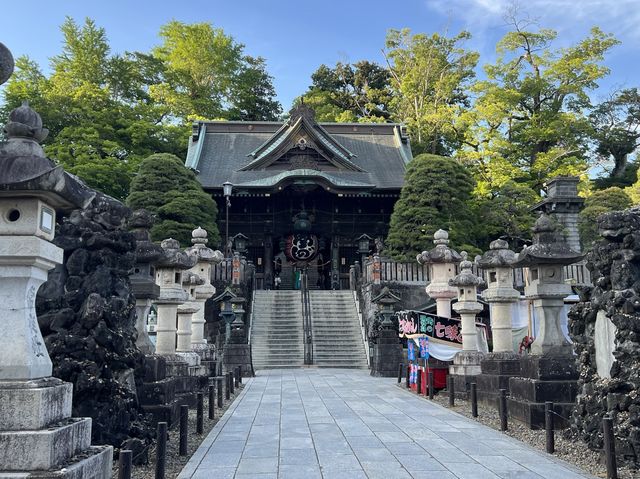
[[476, 239, 522, 407], [508, 213, 583, 428], [370, 287, 402, 377], [448, 252, 485, 396], [129, 209, 162, 355], [417, 229, 461, 318], [0, 88, 112, 475]]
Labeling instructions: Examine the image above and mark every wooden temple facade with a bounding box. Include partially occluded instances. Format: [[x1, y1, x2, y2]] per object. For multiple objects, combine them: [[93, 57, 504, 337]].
[[186, 105, 412, 289]]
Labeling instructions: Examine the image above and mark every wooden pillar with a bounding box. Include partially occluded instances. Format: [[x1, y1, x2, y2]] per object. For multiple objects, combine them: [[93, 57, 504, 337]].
[[264, 234, 273, 290]]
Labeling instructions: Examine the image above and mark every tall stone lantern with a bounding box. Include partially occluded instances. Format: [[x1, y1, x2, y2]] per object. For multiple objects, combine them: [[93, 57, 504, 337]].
[[477, 239, 520, 353], [417, 229, 461, 318], [448, 252, 485, 395], [370, 286, 402, 377], [475, 239, 522, 407], [0, 95, 112, 473], [154, 238, 196, 358], [129, 209, 162, 355], [185, 227, 223, 350], [508, 213, 583, 428]]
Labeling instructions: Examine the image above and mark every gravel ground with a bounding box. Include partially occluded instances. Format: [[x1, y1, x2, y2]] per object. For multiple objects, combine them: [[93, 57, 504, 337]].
[[111, 382, 245, 479], [419, 387, 637, 479]]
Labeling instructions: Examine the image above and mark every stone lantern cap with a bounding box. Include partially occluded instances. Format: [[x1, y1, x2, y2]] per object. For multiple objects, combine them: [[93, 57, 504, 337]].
[[185, 227, 224, 263], [372, 286, 401, 307], [449, 252, 485, 288], [157, 238, 197, 270], [0, 101, 94, 210], [514, 213, 583, 267], [183, 271, 205, 287], [416, 229, 462, 265], [477, 239, 517, 269], [0, 42, 14, 85], [129, 210, 163, 265]]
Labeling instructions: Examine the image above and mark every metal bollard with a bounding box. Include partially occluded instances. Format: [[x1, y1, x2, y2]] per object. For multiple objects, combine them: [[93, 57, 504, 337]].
[[448, 375, 455, 407], [155, 422, 167, 479], [499, 389, 508, 431], [428, 370, 434, 400], [197, 392, 204, 434], [208, 385, 215, 420], [471, 383, 478, 418], [238, 366, 243, 385], [545, 401, 555, 454], [405, 364, 411, 389], [217, 377, 224, 407], [397, 362, 403, 384], [231, 371, 236, 394], [179, 405, 188, 456], [118, 450, 132, 479], [226, 372, 232, 399], [416, 366, 422, 395], [603, 415, 618, 479]]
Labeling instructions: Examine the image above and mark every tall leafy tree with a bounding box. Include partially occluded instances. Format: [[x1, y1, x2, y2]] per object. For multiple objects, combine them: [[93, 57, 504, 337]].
[[383, 29, 479, 155], [126, 153, 220, 247], [385, 154, 476, 260], [590, 88, 640, 187], [300, 61, 391, 122], [227, 56, 282, 121], [458, 17, 619, 194]]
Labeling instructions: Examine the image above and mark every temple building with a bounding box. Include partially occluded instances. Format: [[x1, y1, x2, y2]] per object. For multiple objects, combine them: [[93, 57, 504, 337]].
[[185, 105, 412, 289]]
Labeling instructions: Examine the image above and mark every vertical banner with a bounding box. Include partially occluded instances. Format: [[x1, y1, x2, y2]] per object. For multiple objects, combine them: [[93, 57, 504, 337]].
[[232, 254, 241, 285], [372, 254, 381, 285], [419, 336, 429, 360], [407, 340, 416, 361]]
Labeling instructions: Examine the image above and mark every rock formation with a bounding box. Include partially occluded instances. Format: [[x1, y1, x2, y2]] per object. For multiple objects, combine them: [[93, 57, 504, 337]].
[[569, 207, 640, 468], [36, 192, 152, 456]]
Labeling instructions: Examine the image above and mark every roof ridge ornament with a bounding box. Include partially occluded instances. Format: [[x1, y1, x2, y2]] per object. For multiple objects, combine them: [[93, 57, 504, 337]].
[[288, 102, 316, 124]]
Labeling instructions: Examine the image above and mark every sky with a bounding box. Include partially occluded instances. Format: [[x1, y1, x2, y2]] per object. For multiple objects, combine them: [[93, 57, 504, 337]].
[[1, 0, 639, 110]]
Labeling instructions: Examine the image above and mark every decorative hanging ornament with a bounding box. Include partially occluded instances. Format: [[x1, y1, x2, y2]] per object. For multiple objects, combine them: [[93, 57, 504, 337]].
[[285, 233, 319, 264]]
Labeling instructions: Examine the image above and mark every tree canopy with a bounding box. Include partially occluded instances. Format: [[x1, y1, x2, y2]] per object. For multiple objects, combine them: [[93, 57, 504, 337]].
[[579, 187, 632, 246], [385, 154, 476, 260], [126, 153, 219, 247], [0, 17, 281, 200]]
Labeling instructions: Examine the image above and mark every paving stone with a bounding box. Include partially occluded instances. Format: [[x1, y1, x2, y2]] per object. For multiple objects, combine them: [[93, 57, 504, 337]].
[[178, 369, 595, 479]]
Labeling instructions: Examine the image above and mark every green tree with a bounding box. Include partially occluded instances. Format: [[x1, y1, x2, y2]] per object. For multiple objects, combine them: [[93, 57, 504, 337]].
[[579, 187, 632, 247], [299, 61, 391, 122], [458, 18, 619, 194], [126, 153, 219, 247], [227, 56, 282, 121], [385, 154, 476, 260], [590, 88, 640, 187], [383, 29, 479, 155]]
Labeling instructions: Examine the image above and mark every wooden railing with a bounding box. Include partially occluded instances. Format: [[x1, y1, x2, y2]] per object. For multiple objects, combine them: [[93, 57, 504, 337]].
[[362, 258, 430, 285]]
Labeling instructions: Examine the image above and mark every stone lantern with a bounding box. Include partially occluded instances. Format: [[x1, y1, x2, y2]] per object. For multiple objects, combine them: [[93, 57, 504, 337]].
[[129, 209, 162, 355], [475, 239, 522, 407], [448, 252, 485, 394], [370, 287, 402, 377], [417, 229, 461, 318], [0, 93, 112, 473], [185, 227, 223, 351], [477, 239, 520, 353], [508, 213, 583, 428], [176, 271, 204, 356], [154, 238, 196, 358]]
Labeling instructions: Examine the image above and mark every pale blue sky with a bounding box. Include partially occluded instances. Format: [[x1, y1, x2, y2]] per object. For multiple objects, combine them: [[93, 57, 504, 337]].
[[1, 0, 638, 109]]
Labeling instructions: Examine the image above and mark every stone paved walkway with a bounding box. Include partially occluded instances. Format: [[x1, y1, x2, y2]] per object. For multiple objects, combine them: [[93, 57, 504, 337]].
[[178, 369, 596, 479]]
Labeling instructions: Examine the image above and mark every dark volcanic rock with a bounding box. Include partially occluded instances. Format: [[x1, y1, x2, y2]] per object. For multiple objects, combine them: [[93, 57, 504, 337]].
[[36, 192, 152, 457], [569, 206, 640, 469]]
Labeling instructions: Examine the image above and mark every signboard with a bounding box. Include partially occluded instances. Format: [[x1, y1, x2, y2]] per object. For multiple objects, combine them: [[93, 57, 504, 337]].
[[419, 336, 429, 359], [407, 340, 416, 361], [397, 310, 463, 346]]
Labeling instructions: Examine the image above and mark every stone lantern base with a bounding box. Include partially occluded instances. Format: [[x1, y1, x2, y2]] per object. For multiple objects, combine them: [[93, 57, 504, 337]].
[[476, 352, 522, 409], [223, 330, 252, 377], [0, 378, 112, 477], [371, 329, 401, 377], [138, 356, 200, 427], [507, 355, 579, 429], [448, 351, 484, 399]]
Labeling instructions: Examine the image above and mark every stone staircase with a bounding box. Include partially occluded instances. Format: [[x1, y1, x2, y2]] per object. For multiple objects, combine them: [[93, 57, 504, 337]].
[[309, 291, 368, 368], [251, 290, 304, 369]]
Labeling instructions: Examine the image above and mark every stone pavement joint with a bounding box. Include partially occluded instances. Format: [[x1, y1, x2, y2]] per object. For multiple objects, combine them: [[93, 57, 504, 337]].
[[178, 369, 596, 479]]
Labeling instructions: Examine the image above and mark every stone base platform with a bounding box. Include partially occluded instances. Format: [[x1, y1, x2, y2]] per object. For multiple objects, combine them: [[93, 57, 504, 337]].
[[507, 355, 579, 429], [476, 353, 522, 409], [223, 343, 252, 377], [449, 351, 483, 399], [371, 329, 401, 378], [0, 445, 113, 479]]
